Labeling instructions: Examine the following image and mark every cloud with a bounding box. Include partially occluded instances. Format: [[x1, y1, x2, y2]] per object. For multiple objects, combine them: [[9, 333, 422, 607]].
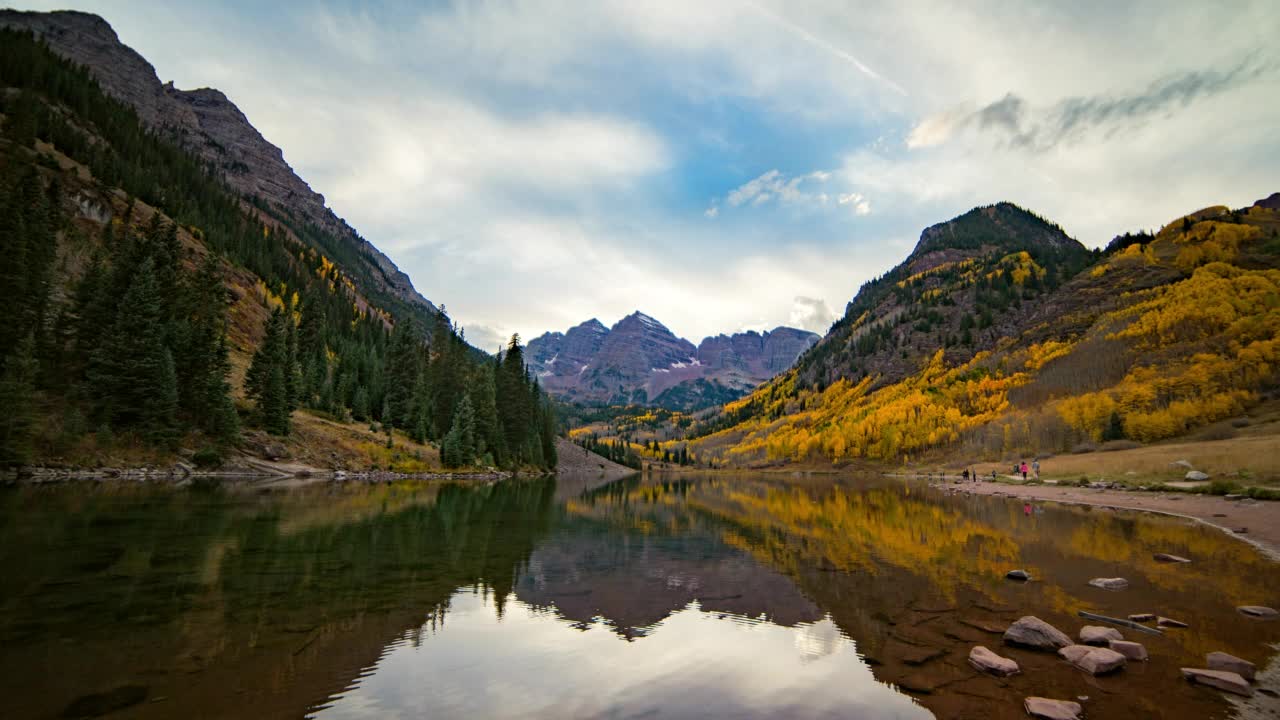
[[789, 296, 835, 333], [837, 192, 871, 215], [908, 58, 1272, 153], [712, 169, 870, 216], [460, 323, 510, 354]]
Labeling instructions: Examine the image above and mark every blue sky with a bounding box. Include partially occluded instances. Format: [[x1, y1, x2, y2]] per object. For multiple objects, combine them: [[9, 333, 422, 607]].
[[14, 1, 1280, 349]]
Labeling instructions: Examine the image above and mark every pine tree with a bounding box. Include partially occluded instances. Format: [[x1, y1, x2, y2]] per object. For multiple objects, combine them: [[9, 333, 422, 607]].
[[384, 321, 423, 428], [441, 393, 476, 468], [87, 257, 176, 438], [351, 385, 370, 422], [246, 308, 296, 435], [0, 334, 38, 465]]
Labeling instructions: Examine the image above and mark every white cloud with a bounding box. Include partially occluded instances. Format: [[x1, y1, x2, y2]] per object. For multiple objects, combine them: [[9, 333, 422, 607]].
[[789, 296, 835, 333], [714, 169, 872, 216]]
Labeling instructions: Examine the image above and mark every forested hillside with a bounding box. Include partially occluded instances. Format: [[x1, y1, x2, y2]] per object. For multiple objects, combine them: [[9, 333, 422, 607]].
[[0, 27, 556, 471], [566, 199, 1280, 470]]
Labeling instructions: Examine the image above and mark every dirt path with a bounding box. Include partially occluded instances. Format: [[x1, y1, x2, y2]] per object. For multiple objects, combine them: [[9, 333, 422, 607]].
[[941, 480, 1280, 560]]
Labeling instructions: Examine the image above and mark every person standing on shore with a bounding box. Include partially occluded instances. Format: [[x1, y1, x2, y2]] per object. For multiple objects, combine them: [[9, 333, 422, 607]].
[[1020, 461, 1028, 481], [1032, 459, 1040, 480]]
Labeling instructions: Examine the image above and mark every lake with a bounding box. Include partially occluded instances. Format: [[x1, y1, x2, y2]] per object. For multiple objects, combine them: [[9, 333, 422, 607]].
[[1, 473, 1277, 719]]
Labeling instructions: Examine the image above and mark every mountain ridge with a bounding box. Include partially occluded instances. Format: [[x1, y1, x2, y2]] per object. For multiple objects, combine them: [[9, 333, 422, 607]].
[[528, 311, 818, 410]]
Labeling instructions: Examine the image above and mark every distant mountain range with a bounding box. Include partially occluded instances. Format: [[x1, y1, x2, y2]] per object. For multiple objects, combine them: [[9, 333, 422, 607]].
[[527, 312, 818, 410]]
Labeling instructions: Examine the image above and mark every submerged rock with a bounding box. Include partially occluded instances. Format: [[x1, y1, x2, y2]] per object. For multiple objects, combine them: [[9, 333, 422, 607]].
[[61, 685, 148, 718], [1088, 577, 1129, 590], [1024, 697, 1084, 720], [1157, 616, 1188, 628], [1079, 626, 1122, 645], [968, 646, 1020, 677], [1006, 569, 1031, 581], [1206, 651, 1256, 681], [1109, 640, 1149, 661], [1153, 553, 1191, 563], [1181, 667, 1253, 696], [1238, 605, 1278, 618], [1004, 616, 1072, 651], [1060, 644, 1126, 675], [1127, 613, 1155, 622]]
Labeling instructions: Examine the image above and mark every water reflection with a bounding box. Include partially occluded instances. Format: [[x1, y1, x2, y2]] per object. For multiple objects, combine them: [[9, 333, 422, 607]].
[[0, 473, 1277, 720], [314, 590, 927, 720]]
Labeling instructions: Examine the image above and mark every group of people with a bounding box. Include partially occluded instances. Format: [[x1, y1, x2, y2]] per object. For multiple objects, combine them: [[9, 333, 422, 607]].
[[1014, 459, 1041, 480], [956, 459, 1041, 482]]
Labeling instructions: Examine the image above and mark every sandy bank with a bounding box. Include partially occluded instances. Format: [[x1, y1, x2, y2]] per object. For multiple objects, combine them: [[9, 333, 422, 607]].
[[937, 479, 1280, 560]]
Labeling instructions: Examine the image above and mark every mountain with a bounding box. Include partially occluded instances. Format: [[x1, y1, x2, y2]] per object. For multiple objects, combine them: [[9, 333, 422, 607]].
[[527, 312, 818, 410], [0, 9, 436, 324], [0, 13, 557, 471], [795, 202, 1096, 391], [671, 198, 1280, 466], [568, 199, 1279, 470]]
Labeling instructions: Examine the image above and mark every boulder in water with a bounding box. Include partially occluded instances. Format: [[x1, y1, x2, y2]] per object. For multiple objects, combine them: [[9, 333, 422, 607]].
[[1079, 626, 1122, 645], [1088, 577, 1128, 590], [1006, 569, 1031, 581], [1024, 697, 1083, 720], [1238, 605, 1278, 618], [1109, 640, 1148, 661], [1206, 651, 1255, 681], [968, 646, 1020, 677], [1059, 644, 1126, 675], [1182, 667, 1253, 696], [1003, 616, 1071, 650]]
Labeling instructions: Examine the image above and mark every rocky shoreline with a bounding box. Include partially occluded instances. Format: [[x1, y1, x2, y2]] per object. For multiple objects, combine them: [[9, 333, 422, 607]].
[[0, 464, 536, 486]]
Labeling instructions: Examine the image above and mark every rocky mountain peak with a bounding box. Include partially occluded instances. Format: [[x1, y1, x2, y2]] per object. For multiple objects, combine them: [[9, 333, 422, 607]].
[[527, 313, 816, 409]]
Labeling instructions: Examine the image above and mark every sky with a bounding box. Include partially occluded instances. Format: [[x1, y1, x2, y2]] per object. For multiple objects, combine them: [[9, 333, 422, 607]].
[[14, 1, 1280, 350]]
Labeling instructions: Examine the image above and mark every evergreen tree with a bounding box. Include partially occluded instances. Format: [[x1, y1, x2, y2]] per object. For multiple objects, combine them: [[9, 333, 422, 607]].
[[0, 334, 38, 465], [441, 394, 476, 468], [384, 321, 423, 428], [86, 257, 176, 439], [246, 308, 296, 435]]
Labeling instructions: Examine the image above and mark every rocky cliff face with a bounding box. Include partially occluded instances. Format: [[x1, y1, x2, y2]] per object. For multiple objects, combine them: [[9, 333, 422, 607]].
[[0, 9, 436, 320], [528, 312, 817, 409]]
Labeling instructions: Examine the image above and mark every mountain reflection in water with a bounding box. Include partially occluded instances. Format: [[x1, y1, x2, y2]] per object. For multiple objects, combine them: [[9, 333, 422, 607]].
[[1, 473, 1277, 720]]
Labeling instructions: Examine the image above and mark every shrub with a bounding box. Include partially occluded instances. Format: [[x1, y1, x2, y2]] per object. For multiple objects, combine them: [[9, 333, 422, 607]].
[[1244, 487, 1280, 501], [1099, 440, 1142, 452], [192, 447, 224, 469], [1208, 479, 1241, 496]]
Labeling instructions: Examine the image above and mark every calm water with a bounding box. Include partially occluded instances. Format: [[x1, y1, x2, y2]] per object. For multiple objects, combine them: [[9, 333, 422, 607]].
[[2, 474, 1278, 720]]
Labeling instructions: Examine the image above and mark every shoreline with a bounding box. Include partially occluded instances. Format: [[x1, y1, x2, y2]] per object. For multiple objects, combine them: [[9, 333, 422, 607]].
[[931, 478, 1280, 561]]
